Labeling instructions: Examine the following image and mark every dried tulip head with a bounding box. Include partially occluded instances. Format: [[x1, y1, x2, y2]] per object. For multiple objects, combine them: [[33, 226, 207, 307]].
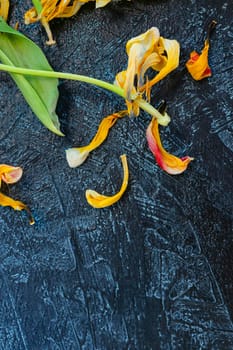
[[115, 27, 180, 116]]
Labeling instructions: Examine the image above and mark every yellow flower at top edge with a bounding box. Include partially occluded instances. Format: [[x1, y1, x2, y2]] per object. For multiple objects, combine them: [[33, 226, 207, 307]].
[[0, 0, 10, 21], [24, 0, 112, 45], [115, 27, 180, 115], [0, 164, 34, 224]]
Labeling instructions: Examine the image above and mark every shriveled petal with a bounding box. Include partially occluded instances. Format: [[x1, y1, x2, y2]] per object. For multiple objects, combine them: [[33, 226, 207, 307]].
[[56, 2, 83, 18], [0, 165, 23, 185], [124, 27, 160, 100], [42, 0, 82, 20], [86, 154, 129, 208], [66, 111, 127, 167], [146, 118, 193, 175], [25, 0, 111, 23], [138, 52, 161, 87], [25, 0, 83, 44], [114, 70, 127, 89], [186, 40, 211, 80], [126, 27, 160, 56], [143, 37, 180, 91], [24, 8, 39, 24], [115, 71, 140, 117], [0, 192, 35, 225], [125, 99, 140, 117], [0, 192, 27, 210]]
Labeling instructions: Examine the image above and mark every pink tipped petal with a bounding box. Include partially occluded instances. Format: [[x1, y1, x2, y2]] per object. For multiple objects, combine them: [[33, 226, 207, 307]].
[[146, 118, 193, 175], [0, 165, 23, 184]]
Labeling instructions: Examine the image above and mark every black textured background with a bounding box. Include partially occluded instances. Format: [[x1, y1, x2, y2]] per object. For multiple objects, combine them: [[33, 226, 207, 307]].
[[0, 1, 233, 349]]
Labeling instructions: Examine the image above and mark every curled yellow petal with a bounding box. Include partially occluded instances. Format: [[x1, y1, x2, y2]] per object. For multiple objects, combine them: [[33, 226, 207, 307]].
[[124, 27, 160, 100], [66, 111, 127, 167], [0, 192, 35, 225], [142, 37, 180, 91], [0, 0, 10, 21], [0, 192, 27, 210], [138, 52, 161, 88], [86, 154, 129, 208]]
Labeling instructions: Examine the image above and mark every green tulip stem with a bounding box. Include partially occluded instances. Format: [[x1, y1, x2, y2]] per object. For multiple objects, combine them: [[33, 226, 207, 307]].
[[0, 63, 169, 125]]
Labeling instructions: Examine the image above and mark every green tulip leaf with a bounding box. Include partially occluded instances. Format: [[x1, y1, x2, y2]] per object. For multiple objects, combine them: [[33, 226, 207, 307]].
[[0, 17, 63, 136]]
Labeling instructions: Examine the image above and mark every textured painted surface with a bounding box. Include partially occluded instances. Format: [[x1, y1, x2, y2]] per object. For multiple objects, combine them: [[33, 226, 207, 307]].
[[0, 0, 233, 349]]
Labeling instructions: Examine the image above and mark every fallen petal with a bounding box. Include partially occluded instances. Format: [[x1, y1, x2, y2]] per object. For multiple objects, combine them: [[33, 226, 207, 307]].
[[186, 40, 212, 80], [146, 118, 193, 174], [66, 111, 127, 167], [86, 154, 129, 208], [0, 192, 34, 225], [0, 164, 23, 185], [66, 149, 90, 168]]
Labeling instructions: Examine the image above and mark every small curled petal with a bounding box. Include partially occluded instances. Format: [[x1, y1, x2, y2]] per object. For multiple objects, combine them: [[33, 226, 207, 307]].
[[86, 154, 129, 208]]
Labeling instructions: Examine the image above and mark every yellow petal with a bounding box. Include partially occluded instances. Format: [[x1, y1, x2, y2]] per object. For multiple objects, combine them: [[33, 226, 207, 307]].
[[86, 154, 129, 208], [186, 40, 212, 80], [24, 8, 38, 24], [0, 192, 34, 225], [56, 2, 83, 18], [0, 164, 23, 185], [142, 37, 180, 91], [138, 52, 161, 88], [126, 27, 160, 56], [0, 0, 10, 21], [186, 21, 216, 81], [66, 111, 127, 167], [124, 27, 160, 100], [0, 192, 26, 210]]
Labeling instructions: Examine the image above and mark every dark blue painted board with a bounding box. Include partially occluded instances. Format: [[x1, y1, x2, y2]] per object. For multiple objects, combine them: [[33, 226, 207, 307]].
[[0, 0, 233, 349]]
